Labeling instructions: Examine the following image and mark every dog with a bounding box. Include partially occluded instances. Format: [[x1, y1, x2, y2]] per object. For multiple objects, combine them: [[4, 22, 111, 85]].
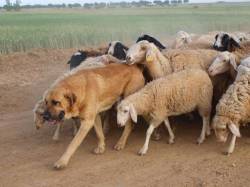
[[43, 63, 145, 169]]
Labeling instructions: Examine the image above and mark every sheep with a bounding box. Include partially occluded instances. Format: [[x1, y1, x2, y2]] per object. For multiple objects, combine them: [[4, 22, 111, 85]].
[[117, 69, 213, 155], [172, 31, 214, 50], [213, 32, 242, 52], [107, 41, 128, 60], [67, 42, 128, 69], [34, 55, 122, 140], [212, 63, 250, 154], [67, 47, 108, 70], [136, 34, 166, 50], [208, 41, 250, 78], [126, 40, 220, 79]]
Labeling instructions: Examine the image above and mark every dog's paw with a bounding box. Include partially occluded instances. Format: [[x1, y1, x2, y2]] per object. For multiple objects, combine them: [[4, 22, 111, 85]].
[[114, 142, 125, 151], [54, 160, 67, 170], [93, 146, 105, 154], [52, 136, 59, 141]]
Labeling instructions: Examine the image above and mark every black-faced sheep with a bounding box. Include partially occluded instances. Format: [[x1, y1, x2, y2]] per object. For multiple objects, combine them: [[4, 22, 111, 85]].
[[117, 69, 213, 155], [107, 41, 128, 60], [213, 32, 242, 52]]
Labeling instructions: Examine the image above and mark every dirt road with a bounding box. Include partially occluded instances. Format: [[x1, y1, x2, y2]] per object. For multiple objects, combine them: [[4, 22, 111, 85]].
[[0, 49, 250, 187]]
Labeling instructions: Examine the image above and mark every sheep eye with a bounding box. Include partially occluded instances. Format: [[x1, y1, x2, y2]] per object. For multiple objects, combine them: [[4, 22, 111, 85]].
[[124, 110, 128, 113], [52, 100, 60, 106]]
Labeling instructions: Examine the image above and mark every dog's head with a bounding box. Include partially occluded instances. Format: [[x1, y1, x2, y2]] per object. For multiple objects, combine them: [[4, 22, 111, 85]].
[[43, 86, 77, 124]]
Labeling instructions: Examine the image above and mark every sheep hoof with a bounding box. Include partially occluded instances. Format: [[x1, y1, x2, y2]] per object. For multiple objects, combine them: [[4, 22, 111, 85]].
[[138, 148, 147, 156], [152, 133, 161, 141], [168, 139, 175, 144], [93, 146, 105, 154], [222, 150, 232, 156], [114, 143, 125, 151], [196, 137, 205, 145]]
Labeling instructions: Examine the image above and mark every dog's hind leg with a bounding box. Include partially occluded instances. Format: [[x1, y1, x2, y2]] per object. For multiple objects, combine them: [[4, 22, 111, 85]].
[[93, 114, 105, 154]]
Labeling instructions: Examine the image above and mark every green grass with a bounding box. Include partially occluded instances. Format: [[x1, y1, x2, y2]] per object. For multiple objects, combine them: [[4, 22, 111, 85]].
[[1, 3, 250, 54]]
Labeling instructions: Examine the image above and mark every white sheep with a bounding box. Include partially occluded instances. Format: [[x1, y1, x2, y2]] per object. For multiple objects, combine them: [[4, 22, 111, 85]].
[[117, 69, 213, 155], [172, 31, 215, 50], [208, 41, 250, 78], [212, 63, 250, 154]]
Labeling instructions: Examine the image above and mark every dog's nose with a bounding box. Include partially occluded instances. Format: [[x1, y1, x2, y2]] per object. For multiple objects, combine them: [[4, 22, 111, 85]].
[[59, 111, 65, 120], [43, 111, 51, 121]]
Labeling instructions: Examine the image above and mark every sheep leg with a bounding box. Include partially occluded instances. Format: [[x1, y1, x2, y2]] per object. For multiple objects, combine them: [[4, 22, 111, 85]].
[[114, 119, 133, 151], [164, 118, 175, 144], [225, 135, 237, 155], [93, 114, 105, 154], [152, 127, 161, 141], [52, 123, 62, 141], [138, 124, 155, 156], [197, 116, 209, 144]]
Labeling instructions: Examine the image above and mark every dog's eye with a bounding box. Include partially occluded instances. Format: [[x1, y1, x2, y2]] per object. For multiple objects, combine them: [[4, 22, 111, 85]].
[[52, 100, 60, 106]]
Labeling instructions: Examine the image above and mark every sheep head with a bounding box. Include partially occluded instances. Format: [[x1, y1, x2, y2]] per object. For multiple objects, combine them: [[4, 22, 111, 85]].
[[208, 52, 237, 76], [33, 100, 47, 129], [212, 115, 241, 143], [117, 101, 137, 127], [172, 31, 192, 49], [126, 40, 158, 65]]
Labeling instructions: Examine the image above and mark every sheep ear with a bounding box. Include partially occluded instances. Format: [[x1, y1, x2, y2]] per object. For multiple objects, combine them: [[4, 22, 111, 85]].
[[129, 104, 137, 123], [228, 123, 241, 137], [229, 54, 237, 70]]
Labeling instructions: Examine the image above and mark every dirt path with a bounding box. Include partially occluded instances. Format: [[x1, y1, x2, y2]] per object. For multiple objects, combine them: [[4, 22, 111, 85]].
[[0, 49, 250, 187]]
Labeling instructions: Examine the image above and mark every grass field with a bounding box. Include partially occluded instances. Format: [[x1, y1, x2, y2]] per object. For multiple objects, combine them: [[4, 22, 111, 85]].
[[1, 3, 250, 54]]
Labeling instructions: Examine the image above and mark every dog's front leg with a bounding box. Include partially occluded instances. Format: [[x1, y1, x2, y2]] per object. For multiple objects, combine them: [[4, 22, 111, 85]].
[[93, 114, 105, 154], [52, 123, 62, 141], [54, 119, 94, 170]]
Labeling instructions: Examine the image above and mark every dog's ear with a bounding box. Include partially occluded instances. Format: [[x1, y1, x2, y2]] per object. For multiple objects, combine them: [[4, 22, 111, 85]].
[[64, 92, 76, 107], [228, 37, 241, 52], [129, 104, 137, 123], [228, 122, 241, 137]]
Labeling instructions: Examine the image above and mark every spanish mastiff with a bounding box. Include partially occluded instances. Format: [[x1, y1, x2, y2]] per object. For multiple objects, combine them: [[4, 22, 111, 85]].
[[43, 63, 145, 169]]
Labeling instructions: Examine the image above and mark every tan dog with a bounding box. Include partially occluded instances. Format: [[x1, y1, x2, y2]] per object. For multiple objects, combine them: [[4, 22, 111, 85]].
[[33, 100, 78, 141], [43, 63, 145, 169]]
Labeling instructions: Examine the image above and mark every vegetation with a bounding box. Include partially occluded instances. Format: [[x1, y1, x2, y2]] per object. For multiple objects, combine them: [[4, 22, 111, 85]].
[[0, 3, 250, 54]]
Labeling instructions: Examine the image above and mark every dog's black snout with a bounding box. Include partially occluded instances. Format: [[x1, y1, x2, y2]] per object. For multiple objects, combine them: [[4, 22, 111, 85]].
[[59, 111, 65, 120], [43, 111, 51, 121]]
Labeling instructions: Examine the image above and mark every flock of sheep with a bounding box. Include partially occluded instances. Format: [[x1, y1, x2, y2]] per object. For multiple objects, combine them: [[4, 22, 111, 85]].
[[34, 30, 250, 169]]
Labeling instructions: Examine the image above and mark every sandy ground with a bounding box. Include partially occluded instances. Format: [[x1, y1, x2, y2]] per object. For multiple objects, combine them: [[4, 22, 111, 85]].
[[1, 49, 250, 187]]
